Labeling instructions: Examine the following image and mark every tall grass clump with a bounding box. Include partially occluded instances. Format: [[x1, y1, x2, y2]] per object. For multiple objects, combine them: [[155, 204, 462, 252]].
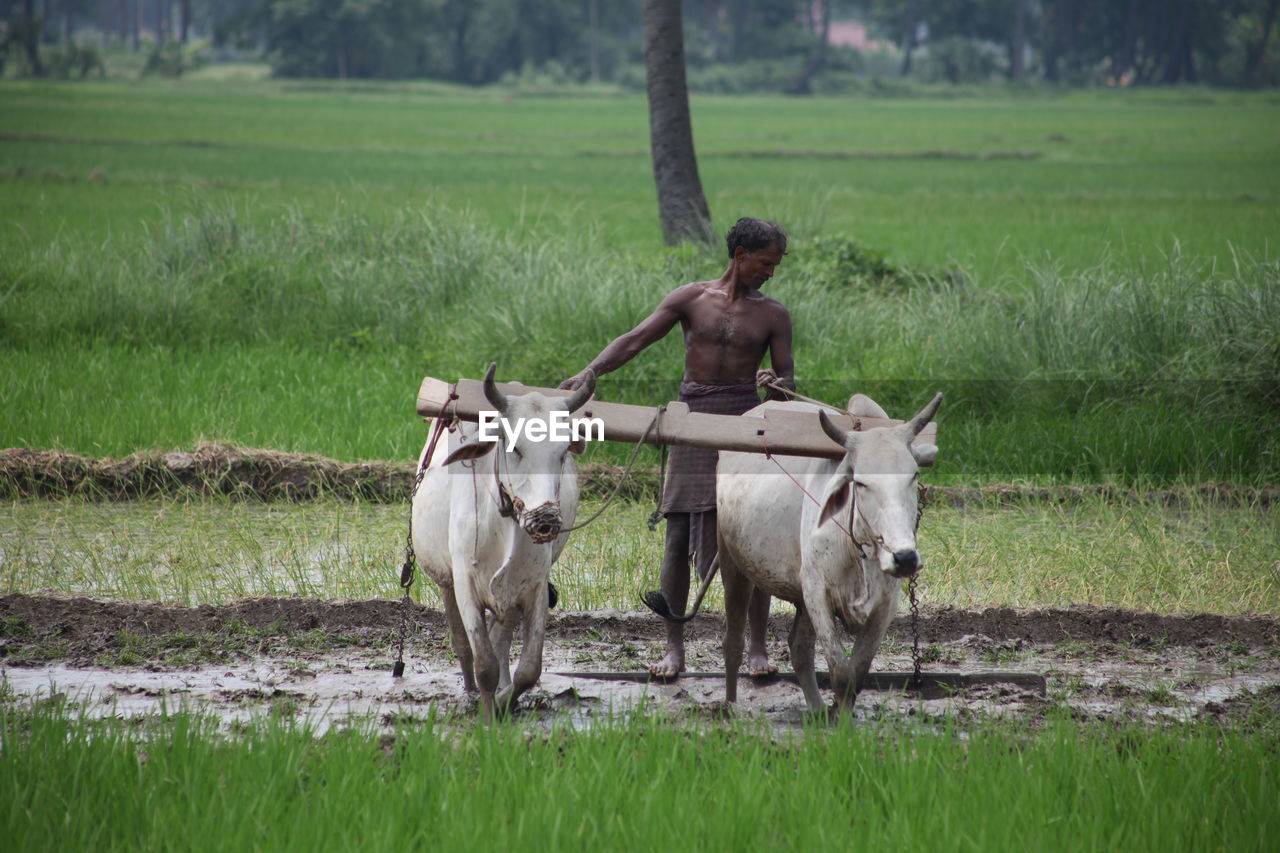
[[791, 244, 1280, 483], [2, 702, 1277, 851], [2, 205, 1276, 483]]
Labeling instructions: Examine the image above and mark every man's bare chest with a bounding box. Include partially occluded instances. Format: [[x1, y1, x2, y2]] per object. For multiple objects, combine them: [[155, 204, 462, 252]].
[[684, 302, 772, 352]]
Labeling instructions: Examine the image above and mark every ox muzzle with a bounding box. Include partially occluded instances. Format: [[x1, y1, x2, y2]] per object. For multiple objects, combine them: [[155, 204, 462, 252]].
[[510, 496, 563, 544], [890, 548, 921, 578]]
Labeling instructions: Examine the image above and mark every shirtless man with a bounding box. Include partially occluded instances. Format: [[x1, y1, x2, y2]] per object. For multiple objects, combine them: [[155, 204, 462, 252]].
[[561, 217, 795, 678]]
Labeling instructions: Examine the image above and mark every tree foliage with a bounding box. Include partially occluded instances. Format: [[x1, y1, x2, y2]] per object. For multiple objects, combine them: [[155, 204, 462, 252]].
[[3, 0, 1278, 87]]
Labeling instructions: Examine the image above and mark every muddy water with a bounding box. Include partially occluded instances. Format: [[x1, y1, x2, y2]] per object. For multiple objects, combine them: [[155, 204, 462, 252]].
[[3, 595, 1278, 731]]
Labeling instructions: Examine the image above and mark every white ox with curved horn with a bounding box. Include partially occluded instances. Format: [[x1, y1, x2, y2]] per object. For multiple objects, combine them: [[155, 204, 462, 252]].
[[411, 363, 595, 720], [715, 392, 942, 712]]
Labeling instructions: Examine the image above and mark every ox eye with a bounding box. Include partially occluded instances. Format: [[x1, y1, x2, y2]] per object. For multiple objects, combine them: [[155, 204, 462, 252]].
[[511, 447, 523, 460], [854, 480, 867, 489]]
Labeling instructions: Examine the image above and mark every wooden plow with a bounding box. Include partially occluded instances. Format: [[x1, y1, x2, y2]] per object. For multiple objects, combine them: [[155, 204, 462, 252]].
[[416, 376, 937, 460], [416, 374, 1047, 700]]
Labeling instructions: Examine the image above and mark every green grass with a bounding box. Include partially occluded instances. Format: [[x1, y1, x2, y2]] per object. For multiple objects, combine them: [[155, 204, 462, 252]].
[[3, 495, 1275, 614], [2, 700, 1276, 852], [3, 81, 1278, 271], [2, 204, 1276, 483], [2, 82, 1278, 484]]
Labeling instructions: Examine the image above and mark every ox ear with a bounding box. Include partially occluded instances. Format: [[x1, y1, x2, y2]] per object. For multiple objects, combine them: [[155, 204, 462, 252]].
[[911, 443, 937, 467], [818, 461, 854, 528], [442, 438, 496, 466]]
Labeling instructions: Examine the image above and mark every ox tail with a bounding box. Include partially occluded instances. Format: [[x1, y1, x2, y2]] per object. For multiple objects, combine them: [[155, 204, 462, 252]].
[[642, 555, 720, 623]]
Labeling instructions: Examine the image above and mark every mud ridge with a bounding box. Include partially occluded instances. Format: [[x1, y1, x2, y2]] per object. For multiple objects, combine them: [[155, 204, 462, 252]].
[[3, 445, 1276, 506], [3, 594, 1276, 656]]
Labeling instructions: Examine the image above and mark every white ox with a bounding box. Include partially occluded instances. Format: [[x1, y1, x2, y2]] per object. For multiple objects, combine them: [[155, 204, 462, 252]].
[[411, 364, 595, 720], [715, 393, 941, 712]]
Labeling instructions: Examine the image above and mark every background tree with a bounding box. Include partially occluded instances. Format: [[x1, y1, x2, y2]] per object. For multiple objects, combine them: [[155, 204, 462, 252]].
[[643, 0, 713, 245], [21, 0, 44, 75], [6, 0, 1278, 89], [789, 0, 832, 93], [1245, 0, 1280, 83]]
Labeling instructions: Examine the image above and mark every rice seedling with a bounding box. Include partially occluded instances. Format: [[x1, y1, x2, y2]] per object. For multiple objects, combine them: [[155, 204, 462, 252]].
[[2, 495, 1275, 614], [1, 699, 1276, 851]]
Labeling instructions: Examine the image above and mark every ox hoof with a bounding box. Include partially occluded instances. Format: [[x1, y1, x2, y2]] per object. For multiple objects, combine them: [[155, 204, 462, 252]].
[[494, 689, 523, 718], [799, 704, 839, 726]]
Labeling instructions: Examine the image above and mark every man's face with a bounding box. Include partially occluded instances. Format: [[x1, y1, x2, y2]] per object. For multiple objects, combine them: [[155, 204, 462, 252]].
[[736, 242, 785, 287]]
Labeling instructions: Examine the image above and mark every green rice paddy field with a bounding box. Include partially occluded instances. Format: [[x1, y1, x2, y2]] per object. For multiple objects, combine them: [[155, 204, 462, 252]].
[[3, 81, 1279, 848], [2, 81, 1278, 482]]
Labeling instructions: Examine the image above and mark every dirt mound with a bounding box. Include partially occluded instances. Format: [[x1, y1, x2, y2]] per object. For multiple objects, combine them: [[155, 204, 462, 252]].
[[0, 444, 416, 502], [0, 445, 664, 503], [4, 594, 1275, 660], [0, 593, 443, 639], [3, 445, 1276, 505]]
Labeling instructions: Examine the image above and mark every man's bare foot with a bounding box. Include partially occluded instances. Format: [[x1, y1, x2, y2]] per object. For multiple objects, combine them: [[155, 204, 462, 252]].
[[648, 650, 685, 680], [747, 652, 778, 678]]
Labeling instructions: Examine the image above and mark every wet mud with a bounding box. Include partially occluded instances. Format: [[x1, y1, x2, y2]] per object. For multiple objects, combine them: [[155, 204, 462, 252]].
[[3, 594, 1278, 730]]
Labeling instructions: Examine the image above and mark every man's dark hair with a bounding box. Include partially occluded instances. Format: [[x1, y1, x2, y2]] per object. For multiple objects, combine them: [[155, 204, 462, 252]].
[[726, 217, 787, 259]]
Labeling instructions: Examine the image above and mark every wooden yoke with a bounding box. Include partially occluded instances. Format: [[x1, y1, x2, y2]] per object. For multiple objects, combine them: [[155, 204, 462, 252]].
[[416, 376, 937, 464]]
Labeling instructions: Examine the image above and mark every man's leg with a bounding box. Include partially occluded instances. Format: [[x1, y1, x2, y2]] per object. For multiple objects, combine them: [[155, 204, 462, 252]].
[[649, 513, 690, 678]]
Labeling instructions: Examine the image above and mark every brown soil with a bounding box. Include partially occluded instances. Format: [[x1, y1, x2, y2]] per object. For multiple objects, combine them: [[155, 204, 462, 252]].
[[3, 445, 1277, 506], [3, 594, 1277, 730]]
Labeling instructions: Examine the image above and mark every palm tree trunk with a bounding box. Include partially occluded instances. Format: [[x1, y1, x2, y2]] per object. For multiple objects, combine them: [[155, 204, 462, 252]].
[[643, 0, 713, 246]]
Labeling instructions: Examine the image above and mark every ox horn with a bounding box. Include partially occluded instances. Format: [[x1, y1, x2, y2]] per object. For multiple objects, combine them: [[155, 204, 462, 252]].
[[482, 362, 509, 414], [897, 392, 943, 439], [818, 409, 850, 449], [563, 368, 596, 413]]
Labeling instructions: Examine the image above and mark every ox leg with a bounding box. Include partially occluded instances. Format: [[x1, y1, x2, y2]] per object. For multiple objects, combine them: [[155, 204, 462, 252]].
[[497, 591, 547, 714], [788, 606, 824, 712], [440, 584, 477, 694], [720, 553, 751, 705], [848, 591, 899, 694], [455, 584, 500, 722], [802, 577, 858, 711], [488, 613, 517, 693]]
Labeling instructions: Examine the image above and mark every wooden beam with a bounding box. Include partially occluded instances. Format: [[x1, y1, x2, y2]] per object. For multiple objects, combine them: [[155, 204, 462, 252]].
[[417, 376, 938, 463]]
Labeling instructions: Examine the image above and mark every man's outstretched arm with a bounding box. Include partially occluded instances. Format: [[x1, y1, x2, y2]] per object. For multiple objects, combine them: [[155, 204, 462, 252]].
[[559, 288, 688, 390]]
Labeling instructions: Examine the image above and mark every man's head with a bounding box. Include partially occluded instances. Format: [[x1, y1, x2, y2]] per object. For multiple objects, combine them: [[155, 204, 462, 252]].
[[727, 217, 787, 287], [726, 217, 788, 259]]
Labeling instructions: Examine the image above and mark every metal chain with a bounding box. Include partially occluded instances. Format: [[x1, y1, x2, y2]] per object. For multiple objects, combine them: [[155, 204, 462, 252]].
[[908, 574, 923, 692], [393, 414, 450, 679], [908, 484, 928, 692]]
